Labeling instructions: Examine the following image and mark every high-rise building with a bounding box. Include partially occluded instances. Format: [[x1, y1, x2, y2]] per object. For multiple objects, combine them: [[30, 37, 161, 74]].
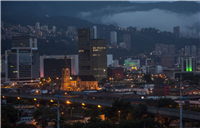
[[185, 45, 190, 56], [78, 28, 107, 82], [93, 26, 97, 39], [36, 22, 40, 30], [173, 26, 180, 37], [191, 45, 196, 56], [181, 57, 196, 72], [11, 35, 38, 48], [36, 22, 40, 34], [5, 35, 39, 85], [155, 43, 162, 55], [123, 34, 131, 50], [39, 55, 78, 78], [53, 26, 56, 32], [161, 55, 174, 68], [1, 21, 3, 28], [110, 31, 117, 47], [161, 44, 169, 54], [169, 44, 175, 55]]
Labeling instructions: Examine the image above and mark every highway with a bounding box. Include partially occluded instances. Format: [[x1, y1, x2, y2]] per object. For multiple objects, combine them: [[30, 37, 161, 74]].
[[2, 92, 200, 121]]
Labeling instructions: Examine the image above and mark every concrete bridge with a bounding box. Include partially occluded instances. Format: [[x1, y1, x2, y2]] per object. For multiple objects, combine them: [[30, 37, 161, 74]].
[[2, 93, 200, 122]]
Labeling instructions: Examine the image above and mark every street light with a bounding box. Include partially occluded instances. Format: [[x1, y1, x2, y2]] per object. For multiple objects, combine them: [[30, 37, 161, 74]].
[[82, 103, 85, 106], [98, 105, 101, 108], [17, 97, 20, 99], [34, 98, 37, 101], [118, 111, 121, 122]]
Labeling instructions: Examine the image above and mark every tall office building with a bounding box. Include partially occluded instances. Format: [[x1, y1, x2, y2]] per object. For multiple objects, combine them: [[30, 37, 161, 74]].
[[78, 28, 107, 82], [173, 26, 180, 37], [1, 21, 3, 28], [53, 26, 56, 32], [123, 34, 131, 50], [5, 35, 39, 85], [155, 43, 162, 55], [40, 55, 78, 78], [36, 22, 40, 30], [169, 44, 175, 55], [191, 45, 196, 56], [185, 45, 190, 56], [110, 31, 117, 47], [93, 26, 97, 39], [181, 57, 196, 72]]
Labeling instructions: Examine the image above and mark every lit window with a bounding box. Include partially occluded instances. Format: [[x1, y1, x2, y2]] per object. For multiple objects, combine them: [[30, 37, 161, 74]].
[[78, 50, 84, 52]]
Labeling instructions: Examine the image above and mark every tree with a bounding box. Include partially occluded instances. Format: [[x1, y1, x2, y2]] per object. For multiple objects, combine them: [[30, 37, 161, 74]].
[[1, 105, 19, 125], [131, 104, 148, 120], [86, 120, 115, 128], [33, 106, 57, 128], [16, 123, 36, 128], [118, 120, 137, 128], [105, 100, 133, 122], [156, 98, 178, 108], [143, 73, 152, 83]]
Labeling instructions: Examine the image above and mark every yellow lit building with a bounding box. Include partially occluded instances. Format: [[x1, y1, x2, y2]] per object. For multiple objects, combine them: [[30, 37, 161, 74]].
[[61, 54, 98, 91]]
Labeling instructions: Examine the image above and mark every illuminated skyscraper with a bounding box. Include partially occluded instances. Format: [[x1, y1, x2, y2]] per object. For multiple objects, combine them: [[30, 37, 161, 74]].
[[5, 35, 39, 85], [78, 28, 107, 82]]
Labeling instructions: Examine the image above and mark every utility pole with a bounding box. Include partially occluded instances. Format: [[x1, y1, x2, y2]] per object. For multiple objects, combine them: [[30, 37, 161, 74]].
[[57, 79, 60, 128], [180, 74, 182, 128]]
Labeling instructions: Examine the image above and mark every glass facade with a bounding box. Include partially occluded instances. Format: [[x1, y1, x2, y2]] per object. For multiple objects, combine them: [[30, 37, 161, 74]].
[[8, 54, 17, 78], [19, 53, 32, 78], [44, 58, 71, 78]]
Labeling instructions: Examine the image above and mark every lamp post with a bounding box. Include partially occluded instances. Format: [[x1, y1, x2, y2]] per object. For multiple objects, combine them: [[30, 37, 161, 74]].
[[180, 74, 182, 128], [57, 78, 61, 128], [118, 111, 120, 123]]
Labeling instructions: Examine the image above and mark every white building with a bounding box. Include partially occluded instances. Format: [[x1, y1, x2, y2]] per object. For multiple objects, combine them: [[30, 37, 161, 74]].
[[185, 45, 190, 56], [52, 26, 56, 32], [36, 22, 40, 30], [191, 45, 196, 56], [110, 31, 117, 46], [93, 26, 97, 39], [1, 21, 3, 28], [113, 60, 119, 67]]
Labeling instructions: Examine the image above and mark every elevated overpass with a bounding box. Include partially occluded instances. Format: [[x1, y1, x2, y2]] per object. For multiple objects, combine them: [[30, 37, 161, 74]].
[[2, 93, 200, 122]]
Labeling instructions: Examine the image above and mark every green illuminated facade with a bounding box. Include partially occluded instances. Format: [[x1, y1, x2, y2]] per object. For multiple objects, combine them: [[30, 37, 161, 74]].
[[182, 57, 196, 72]]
